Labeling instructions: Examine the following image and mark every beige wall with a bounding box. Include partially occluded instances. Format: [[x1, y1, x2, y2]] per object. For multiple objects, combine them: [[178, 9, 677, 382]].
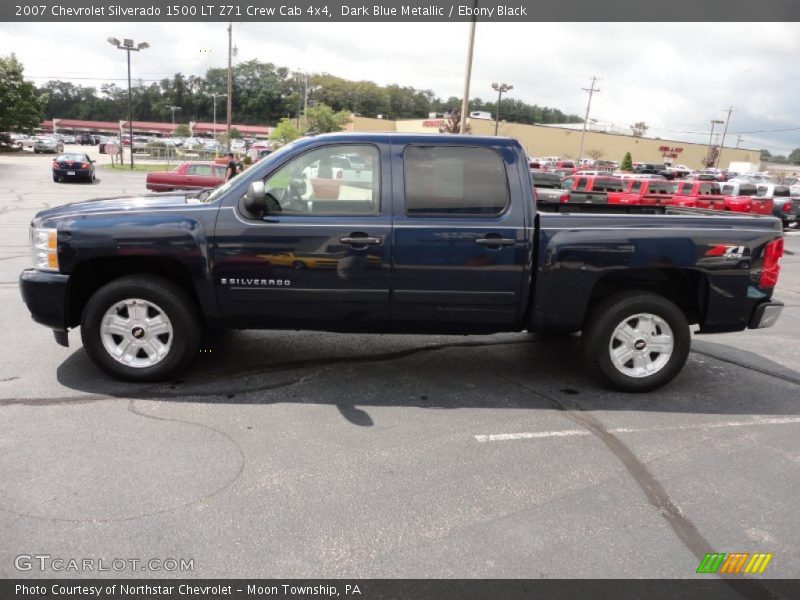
[[350, 116, 759, 170]]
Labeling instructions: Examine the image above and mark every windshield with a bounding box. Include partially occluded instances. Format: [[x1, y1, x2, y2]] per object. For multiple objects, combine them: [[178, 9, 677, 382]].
[[200, 138, 303, 203]]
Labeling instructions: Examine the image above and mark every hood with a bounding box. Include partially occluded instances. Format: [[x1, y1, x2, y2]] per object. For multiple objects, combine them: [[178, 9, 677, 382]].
[[33, 192, 201, 222]]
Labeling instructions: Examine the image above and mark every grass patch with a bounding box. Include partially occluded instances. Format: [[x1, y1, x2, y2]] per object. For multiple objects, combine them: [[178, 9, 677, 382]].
[[101, 163, 173, 172]]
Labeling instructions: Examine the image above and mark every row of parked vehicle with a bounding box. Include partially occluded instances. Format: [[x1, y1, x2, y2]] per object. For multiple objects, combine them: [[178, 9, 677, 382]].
[[532, 168, 800, 228]]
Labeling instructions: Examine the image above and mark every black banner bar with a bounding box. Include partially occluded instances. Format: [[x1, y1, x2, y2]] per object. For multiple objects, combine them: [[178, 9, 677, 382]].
[[4, 580, 800, 600], [2, 0, 800, 22]]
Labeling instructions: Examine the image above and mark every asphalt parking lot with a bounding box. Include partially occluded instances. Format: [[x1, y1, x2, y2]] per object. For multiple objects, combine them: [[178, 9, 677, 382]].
[[1, 150, 799, 580]]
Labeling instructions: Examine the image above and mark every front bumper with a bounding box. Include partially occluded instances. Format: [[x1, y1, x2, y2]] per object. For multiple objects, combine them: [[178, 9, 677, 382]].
[[19, 268, 70, 332], [748, 299, 784, 329]]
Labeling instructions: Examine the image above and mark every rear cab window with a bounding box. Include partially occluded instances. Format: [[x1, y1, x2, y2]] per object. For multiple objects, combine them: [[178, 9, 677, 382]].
[[403, 146, 509, 216]]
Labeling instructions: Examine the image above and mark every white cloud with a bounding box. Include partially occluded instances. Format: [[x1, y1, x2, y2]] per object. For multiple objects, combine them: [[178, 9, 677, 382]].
[[1, 21, 798, 153]]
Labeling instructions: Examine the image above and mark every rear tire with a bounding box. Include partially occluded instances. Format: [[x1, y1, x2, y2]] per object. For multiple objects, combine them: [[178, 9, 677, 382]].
[[582, 292, 690, 392], [81, 275, 202, 382]]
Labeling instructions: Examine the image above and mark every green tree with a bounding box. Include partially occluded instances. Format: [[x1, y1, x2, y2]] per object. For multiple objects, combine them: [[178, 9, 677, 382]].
[[0, 54, 43, 135], [788, 148, 800, 164], [174, 123, 191, 137], [305, 103, 351, 133], [759, 149, 772, 160], [621, 152, 633, 171], [270, 117, 301, 144]]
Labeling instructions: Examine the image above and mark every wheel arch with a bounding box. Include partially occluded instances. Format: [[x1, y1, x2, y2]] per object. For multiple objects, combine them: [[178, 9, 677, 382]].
[[583, 268, 707, 330], [66, 257, 204, 328]]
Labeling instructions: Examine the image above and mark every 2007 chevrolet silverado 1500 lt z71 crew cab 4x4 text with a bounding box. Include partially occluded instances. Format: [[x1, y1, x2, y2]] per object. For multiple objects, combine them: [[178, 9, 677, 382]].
[[20, 134, 785, 392]]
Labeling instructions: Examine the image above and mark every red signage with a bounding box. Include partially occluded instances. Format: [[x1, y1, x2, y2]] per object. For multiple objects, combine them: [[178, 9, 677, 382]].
[[423, 119, 445, 128], [659, 146, 684, 153]]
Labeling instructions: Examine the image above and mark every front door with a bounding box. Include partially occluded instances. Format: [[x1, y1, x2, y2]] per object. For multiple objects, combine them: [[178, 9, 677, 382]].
[[212, 142, 392, 330]]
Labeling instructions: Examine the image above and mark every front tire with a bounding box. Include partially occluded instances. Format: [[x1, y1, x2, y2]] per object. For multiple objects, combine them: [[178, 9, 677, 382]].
[[81, 275, 202, 382], [582, 292, 690, 392]]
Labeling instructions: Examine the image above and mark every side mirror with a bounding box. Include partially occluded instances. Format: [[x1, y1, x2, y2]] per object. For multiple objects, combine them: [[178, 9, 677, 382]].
[[243, 181, 267, 217]]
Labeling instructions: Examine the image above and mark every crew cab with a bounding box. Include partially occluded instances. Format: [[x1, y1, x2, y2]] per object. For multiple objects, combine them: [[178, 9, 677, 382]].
[[145, 161, 227, 192], [618, 179, 675, 206], [719, 182, 774, 215], [670, 181, 726, 210], [560, 175, 626, 204], [20, 133, 785, 392]]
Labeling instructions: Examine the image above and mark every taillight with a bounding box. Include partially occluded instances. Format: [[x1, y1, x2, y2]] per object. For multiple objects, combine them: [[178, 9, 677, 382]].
[[782, 203, 791, 213], [559, 193, 570, 203], [760, 238, 783, 288], [52, 161, 58, 168], [81, 162, 90, 169]]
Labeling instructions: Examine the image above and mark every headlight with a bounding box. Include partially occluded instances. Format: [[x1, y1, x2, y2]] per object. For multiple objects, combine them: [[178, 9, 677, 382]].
[[31, 226, 59, 271]]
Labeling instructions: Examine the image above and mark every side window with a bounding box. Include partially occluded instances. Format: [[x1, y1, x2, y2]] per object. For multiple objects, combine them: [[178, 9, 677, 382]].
[[575, 178, 588, 191], [261, 144, 379, 216], [213, 165, 226, 178], [631, 181, 642, 193], [188, 164, 212, 176], [561, 177, 573, 190], [404, 146, 509, 216]]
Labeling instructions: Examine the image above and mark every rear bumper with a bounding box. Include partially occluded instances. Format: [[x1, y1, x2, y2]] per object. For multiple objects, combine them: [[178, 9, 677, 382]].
[[19, 269, 70, 331], [748, 299, 783, 329], [53, 168, 91, 177]]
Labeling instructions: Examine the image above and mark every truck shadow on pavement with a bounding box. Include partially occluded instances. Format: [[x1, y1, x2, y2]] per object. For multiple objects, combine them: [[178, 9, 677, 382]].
[[53, 331, 800, 424]]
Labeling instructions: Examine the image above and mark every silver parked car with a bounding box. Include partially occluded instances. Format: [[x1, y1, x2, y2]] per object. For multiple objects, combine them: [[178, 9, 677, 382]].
[[33, 137, 65, 154]]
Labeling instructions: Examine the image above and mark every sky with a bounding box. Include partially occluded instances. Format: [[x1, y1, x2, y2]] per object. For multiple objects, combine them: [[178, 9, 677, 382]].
[[1, 21, 799, 155]]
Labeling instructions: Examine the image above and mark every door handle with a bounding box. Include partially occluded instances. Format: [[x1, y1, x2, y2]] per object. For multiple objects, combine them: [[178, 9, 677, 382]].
[[475, 236, 516, 247], [340, 235, 383, 246]]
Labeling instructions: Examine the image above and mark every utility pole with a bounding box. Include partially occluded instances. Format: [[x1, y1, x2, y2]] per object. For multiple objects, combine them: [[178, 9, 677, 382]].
[[167, 105, 181, 124], [226, 22, 233, 152], [736, 134, 742, 149], [459, 0, 478, 135], [303, 72, 309, 126], [715, 106, 734, 168], [210, 93, 226, 156], [577, 76, 600, 162]]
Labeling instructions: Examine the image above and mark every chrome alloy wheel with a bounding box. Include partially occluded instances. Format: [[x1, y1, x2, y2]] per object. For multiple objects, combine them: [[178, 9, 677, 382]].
[[100, 298, 174, 368], [608, 313, 674, 379]]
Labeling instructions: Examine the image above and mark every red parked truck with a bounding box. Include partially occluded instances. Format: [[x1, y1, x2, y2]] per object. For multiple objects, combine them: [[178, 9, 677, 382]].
[[618, 178, 675, 206], [670, 181, 727, 210], [561, 175, 625, 203], [145, 161, 227, 192], [719, 182, 774, 215]]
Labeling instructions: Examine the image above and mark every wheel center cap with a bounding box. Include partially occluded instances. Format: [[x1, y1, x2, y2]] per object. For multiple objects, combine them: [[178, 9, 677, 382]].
[[634, 339, 647, 351], [131, 326, 145, 339]]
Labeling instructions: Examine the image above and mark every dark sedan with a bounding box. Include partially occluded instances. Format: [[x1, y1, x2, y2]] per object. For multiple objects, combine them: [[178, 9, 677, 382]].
[[52, 153, 95, 183]]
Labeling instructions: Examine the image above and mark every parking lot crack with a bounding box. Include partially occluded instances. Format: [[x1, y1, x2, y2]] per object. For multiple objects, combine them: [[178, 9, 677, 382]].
[[498, 378, 785, 599]]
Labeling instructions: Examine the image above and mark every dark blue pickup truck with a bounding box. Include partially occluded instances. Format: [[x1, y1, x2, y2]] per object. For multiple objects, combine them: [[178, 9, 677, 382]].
[[20, 133, 785, 391]]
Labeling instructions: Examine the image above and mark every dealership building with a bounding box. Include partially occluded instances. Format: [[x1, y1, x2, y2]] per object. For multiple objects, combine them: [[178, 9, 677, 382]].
[[347, 116, 760, 170]]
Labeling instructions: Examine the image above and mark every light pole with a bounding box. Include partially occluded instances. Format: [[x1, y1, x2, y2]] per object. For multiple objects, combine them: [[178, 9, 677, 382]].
[[167, 105, 181, 124], [107, 37, 149, 170], [491, 82, 513, 136], [708, 119, 724, 167]]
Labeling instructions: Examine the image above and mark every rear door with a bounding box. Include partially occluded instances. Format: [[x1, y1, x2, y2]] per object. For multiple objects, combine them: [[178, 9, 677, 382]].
[[390, 142, 527, 330]]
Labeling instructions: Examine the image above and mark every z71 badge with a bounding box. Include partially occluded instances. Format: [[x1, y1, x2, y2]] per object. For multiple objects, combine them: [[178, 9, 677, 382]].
[[221, 278, 291, 287]]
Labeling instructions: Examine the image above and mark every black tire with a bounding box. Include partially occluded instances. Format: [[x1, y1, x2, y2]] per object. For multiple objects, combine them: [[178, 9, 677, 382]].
[[53, 175, 59, 183], [582, 291, 690, 392], [81, 275, 202, 382]]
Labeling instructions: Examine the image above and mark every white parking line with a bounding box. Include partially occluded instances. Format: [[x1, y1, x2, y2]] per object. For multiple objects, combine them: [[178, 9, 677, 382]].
[[475, 416, 800, 443]]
